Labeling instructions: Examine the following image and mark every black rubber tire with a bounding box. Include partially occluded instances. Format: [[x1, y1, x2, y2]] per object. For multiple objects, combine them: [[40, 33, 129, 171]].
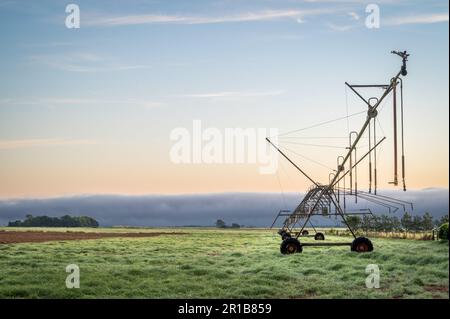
[[351, 237, 374, 252], [301, 230, 309, 236], [314, 232, 325, 240], [281, 232, 292, 240], [280, 238, 302, 255]]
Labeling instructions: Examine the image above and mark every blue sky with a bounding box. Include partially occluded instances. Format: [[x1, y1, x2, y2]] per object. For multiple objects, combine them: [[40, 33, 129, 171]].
[[0, 0, 448, 198]]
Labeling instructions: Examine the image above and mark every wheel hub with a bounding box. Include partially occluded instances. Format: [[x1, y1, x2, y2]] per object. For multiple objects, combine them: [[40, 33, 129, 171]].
[[357, 243, 368, 252]]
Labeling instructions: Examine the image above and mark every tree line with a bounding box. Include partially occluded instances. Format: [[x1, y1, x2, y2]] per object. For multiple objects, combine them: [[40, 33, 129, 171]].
[[8, 214, 99, 228], [346, 212, 448, 232], [215, 219, 241, 228]]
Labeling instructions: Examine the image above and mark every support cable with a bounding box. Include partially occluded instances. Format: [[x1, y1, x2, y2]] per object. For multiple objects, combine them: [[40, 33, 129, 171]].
[[276, 167, 287, 210], [373, 117, 377, 195], [368, 121, 372, 193], [400, 78, 407, 191], [280, 145, 335, 171], [391, 79, 399, 186], [278, 141, 347, 149], [272, 110, 366, 138]]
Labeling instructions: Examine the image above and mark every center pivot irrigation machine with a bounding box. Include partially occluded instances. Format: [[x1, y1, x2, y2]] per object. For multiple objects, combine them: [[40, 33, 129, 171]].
[[267, 51, 413, 255]]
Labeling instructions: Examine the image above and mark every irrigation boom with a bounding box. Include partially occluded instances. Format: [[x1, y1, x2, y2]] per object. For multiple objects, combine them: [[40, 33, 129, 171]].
[[267, 51, 412, 254]]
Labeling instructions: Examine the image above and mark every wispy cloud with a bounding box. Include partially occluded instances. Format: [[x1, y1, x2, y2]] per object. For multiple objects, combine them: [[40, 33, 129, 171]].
[[0, 97, 161, 109], [85, 8, 338, 27], [327, 23, 354, 32], [184, 90, 286, 98], [0, 1, 15, 8], [29, 53, 151, 73], [0, 139, 98, 150], [385, 13, 449, 26], [21, 41, 73, 48], [348, 11, 360, 20], [304, 0, 400, 3]]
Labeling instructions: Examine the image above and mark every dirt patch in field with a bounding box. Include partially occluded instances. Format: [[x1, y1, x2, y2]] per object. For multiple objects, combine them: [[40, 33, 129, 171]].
[[424, 285, 449, 299], [0, 230, 186, 244], [424, 285, 449, 293]]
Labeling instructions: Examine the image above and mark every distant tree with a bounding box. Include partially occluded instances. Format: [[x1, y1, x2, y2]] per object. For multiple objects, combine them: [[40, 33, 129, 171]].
[[412, 215, 423, 231], [380, 215, 393, 231], [438, 223, 449, 240], [7, 220, 21, 227], [215, 219, 226, 228], [76, 216, 99, 227], [347, 212, 441, 234], [391, 216, 401, 231], [422, 212, 434, 230], [345, 216, 361, 231], [360, 215, 373, 232], [61, 215, 76, 227], [7, 215, 99, 228], [372, 215, 383, 232], [231, 223, 240, 229], [439, 215, 449, 225], [401, 212, 413, 231]]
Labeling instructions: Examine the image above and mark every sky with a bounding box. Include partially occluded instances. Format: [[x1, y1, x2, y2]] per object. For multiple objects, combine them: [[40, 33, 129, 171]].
[[0, 0, 448, 199]]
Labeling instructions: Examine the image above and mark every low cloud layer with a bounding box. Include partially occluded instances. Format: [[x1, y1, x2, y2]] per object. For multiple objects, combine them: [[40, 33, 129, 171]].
[[0, 189, 448, 227]]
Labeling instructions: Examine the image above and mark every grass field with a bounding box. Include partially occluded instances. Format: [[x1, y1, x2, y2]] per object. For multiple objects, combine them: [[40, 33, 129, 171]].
[[0, 227, 448, 299]]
